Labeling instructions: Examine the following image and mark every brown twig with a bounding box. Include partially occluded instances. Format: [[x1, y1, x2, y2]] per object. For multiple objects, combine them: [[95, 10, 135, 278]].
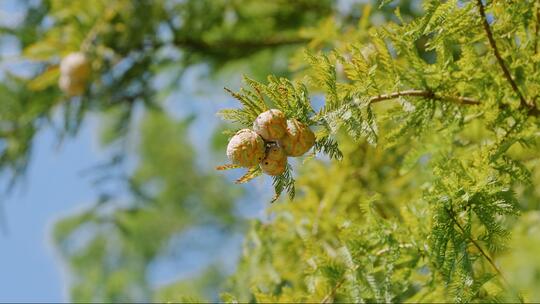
[[367, 89, 481, 106], [475, 0, 531, 111], [357, 89, 540, 117]]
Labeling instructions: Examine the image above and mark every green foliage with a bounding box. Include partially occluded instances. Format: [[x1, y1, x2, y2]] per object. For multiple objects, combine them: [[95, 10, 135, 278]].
[[499, 211, 540, 302]]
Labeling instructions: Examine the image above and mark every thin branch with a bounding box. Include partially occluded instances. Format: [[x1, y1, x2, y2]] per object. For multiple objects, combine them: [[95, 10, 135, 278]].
[[360, 89, 540, 117], [535, 0, 540, 54], [367, 89, 481, 106], [164, 10, 307, 59], [446, 208, 523, 303], [321, 262, 361, 304], [321, 276, 347, 303], [450, 214, 505, 281], [172, 36, 308, 54], [475, 0, 531, 111]]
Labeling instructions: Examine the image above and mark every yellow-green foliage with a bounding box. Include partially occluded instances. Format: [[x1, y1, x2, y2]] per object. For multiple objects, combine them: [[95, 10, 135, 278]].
[[220, 1, 540, 302]]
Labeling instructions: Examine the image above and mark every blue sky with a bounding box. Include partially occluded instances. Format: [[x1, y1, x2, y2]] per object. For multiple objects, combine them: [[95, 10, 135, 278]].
[[0, 116, 105, 302], [0, 1, 83, 301]]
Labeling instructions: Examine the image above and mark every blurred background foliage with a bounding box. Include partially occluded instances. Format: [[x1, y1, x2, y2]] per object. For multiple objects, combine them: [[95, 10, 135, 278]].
[[2, 0, 540, 302], [1, 0, 367, 301]]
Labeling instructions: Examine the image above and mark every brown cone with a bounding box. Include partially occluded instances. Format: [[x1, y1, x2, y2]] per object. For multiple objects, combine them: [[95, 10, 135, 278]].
[[280, 119, 315, 157], [253, 109, 287, 141], [260, 144, 287, 176], [59, 52, 91, 96], [226, 129, 265, 167]]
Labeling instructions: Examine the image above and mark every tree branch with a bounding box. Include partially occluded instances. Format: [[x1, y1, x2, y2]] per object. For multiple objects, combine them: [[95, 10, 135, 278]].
[[361, 89, 540, 117], [475, 0, 532, 111], [173, 36, 307, 52], [170, 36, 308, 60], [367, 89, 481, 106]]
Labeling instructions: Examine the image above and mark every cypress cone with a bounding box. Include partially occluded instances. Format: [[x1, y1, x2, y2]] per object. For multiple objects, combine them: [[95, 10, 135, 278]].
[[280, 119, 315, 157], [59, 52, 91, 96], [226, 129, 265, 167], [260, 144, 287, 176], [253, 109, 287, 141]]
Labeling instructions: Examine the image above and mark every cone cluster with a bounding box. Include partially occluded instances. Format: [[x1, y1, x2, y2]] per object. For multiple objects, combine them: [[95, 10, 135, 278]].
[[226, 109, 315, 176], [58, 52, 91, 96]]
